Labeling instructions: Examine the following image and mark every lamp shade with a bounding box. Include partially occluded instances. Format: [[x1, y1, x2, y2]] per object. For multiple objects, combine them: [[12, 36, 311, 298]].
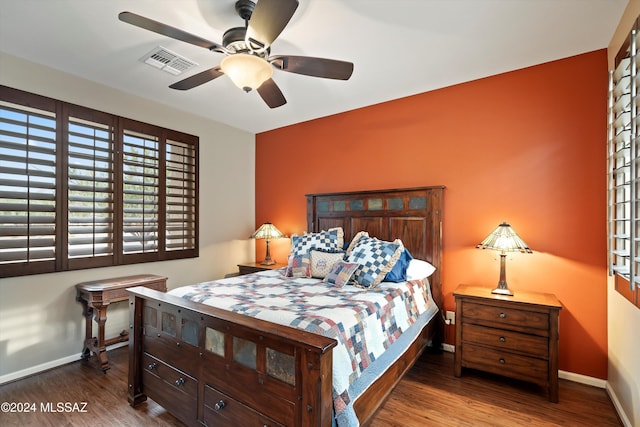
[[250, 222, 284, 240], [476, 222, 531, 296], [251, 222, 284, 266], [220, 54, 273, 92], [476, 222, 532, 253]]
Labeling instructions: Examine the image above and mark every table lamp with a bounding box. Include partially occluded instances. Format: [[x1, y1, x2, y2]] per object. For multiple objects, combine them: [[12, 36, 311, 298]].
[[476, 222, 532, 296], [250, 222, 284, 265]]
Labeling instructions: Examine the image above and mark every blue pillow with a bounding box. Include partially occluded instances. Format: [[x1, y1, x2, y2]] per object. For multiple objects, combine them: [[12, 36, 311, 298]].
[[384, 248, 413, 282]]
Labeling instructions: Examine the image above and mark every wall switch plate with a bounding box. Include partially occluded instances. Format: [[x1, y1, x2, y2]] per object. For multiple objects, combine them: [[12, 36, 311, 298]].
[[445, 311, 455, 325]]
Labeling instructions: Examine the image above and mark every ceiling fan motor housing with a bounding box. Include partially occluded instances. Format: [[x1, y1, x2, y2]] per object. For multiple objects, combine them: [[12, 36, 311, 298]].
[[223, 26, 270, 56], [223, 27, 247, 52], [235, 0, 256, 21]]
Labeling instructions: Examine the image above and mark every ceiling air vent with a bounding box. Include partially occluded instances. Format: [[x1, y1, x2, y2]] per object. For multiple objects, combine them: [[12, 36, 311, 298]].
[[140, 46, 198, 76]]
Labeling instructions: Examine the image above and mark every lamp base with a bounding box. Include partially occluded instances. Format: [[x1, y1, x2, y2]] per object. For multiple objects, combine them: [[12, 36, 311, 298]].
[[491, 286, 514, 296], [260, 239, 276, 266], [492, 254, 513, 296]]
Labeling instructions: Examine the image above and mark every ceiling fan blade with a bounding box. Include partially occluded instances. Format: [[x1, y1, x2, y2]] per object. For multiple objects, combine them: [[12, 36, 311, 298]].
[[246, 0, 298, 50], [169, 67, 224, 90], [119, 11, 223, 52], [257, 78, 287, 108], [270, 56, 354, 80]]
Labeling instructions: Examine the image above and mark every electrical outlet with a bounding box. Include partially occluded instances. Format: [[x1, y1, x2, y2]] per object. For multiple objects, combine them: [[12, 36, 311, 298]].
[[445, 311, 455, 325]]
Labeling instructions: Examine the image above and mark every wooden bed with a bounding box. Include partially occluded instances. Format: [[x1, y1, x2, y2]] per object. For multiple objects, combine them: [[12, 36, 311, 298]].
[[127, 186, 444, 426]]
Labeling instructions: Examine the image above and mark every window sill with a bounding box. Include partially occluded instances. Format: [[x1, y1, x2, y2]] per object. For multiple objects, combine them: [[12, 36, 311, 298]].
[[614, 274, 640, 308]]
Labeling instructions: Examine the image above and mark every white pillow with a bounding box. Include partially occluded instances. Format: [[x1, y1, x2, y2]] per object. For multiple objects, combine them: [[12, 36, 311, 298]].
[[406, 259, 436, 281]]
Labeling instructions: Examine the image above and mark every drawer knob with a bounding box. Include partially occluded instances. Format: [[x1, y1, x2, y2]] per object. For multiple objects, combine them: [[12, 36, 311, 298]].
[[499, 336, 506, 342], [214, 400, 226, 411], [175, 378, 185, 386], [499, 358, 506, 364], [148, 363, 157, 370], [499, 312, 506, 319]]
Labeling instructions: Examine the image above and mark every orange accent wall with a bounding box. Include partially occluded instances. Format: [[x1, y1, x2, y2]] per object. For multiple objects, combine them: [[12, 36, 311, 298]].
[[256, 50, 608, 379]]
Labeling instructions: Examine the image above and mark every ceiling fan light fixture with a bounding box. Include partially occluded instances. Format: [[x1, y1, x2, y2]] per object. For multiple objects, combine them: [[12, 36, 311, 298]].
[[220, 54, 273, 92]]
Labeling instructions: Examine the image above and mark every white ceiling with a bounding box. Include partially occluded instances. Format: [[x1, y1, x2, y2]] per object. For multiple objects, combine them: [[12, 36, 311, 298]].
[[0, 0, 628, 134]]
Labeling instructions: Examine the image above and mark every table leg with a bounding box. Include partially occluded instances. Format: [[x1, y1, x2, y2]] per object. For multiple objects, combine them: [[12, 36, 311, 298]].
[[92, 303, 110, 372], [80, 300, 93, 361]]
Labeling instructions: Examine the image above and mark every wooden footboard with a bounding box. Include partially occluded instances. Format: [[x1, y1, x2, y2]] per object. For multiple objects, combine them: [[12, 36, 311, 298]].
[[127, 286, 337, 427], [128, 286, 438, 427]]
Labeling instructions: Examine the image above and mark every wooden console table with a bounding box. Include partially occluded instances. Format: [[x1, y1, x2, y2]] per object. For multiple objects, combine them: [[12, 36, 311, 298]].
[[76, 274, 167, 372]]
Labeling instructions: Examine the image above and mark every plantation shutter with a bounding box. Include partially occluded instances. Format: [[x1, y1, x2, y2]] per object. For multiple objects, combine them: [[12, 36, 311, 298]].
[[609, 21, 640, 291], [66, 106, 116, 269], [0, 86, 199, 277], [0, 91, 58, 275], [165, 135, 198, 256], [122, 122, 161, 259]]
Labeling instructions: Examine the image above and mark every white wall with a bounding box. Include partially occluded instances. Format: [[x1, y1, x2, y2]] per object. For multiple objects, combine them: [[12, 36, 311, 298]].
[[0, 53, 256, 381], [607, 281, 640, 427]]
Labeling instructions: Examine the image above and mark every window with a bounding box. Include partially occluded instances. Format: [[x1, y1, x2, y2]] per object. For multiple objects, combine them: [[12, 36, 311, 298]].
[[608, 20, 640, 308], [0, 86, 198, 278], [122, 124, 161, 258], [67, 106, 117, 270]]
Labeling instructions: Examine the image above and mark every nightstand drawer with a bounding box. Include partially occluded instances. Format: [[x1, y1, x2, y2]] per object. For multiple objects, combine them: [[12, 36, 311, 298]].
[[462, 343, 548, 385], [462, 301, 549, 332], [462, 323, 549, 358]]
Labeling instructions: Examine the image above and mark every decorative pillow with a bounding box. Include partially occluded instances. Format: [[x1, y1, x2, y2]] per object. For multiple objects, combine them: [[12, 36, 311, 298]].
[[346, 231, 404, 288], [286, 227, 344, 277], [310, 249, 345, 279], [290, 227, 344, 256], [405, 259, 436, 281], [323, 261, 359, 288], [345, 230, 368, 254], [384, 248, 413, 282], [286, 253, 311, 278]]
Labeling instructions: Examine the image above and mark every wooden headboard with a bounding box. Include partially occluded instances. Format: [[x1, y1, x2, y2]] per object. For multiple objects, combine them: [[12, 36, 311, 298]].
[[306, 186, 444, 309]]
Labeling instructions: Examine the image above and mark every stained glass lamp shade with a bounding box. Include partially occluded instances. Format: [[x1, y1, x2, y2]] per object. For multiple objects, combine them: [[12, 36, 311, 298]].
[[250, 222, 284, 265], [476, 222, 532, 296]]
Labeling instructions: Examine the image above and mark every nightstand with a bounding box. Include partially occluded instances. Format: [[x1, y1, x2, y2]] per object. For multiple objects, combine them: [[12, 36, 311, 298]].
[[237, 262, 287, 276], [453, 284, 562, 402]]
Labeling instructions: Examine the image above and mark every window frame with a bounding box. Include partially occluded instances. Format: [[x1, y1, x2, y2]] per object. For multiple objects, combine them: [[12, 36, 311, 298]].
[[608, 20, 640, 308], [0, 85, 199, 278]]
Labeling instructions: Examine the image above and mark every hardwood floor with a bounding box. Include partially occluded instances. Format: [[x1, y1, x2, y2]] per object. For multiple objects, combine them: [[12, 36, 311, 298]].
[[370, 349, 622, 427], [0, 347, 621, 426]]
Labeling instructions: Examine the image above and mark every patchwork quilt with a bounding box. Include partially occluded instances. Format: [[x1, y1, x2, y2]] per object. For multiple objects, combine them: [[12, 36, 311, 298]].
[[168, 269, 437, 427]]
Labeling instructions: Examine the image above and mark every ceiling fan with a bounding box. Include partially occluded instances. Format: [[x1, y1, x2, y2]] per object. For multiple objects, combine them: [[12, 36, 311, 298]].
[[119, 0, 354, 108]]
